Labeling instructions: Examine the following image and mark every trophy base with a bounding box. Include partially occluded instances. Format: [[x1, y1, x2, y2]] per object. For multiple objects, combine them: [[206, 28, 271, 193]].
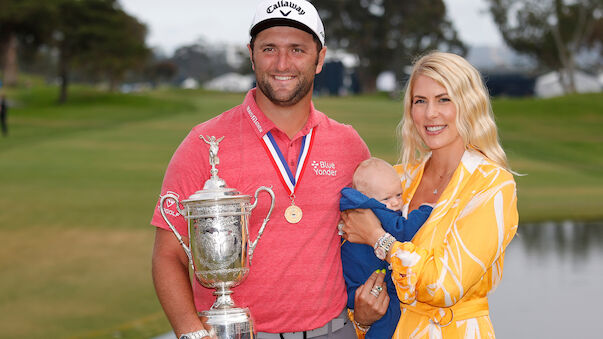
[[201, 307, 254, 339]]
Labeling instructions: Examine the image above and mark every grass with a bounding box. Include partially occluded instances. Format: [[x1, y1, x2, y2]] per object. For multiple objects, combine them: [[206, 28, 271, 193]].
[[492, 94, 603, 221], [0, 84, 601, 338]]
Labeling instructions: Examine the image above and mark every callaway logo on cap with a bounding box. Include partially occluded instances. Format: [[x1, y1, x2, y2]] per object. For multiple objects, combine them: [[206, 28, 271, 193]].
[[249, 0, 326, 47]]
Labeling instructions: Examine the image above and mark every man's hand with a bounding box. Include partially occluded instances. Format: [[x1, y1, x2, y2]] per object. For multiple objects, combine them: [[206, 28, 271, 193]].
[[353, 270, 389, 326]]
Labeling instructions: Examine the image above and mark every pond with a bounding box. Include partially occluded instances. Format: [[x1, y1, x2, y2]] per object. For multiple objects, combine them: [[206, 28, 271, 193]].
[[489, 221, 603, 338]]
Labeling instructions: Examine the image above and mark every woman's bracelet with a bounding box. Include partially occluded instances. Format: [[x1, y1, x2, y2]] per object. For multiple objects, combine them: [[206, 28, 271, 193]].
[[353, 318, 371, 333], [374, 232, 396, 260], [350, 310, 371, 333]]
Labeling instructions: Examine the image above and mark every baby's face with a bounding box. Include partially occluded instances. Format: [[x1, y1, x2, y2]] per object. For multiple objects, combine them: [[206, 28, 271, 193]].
[[363, 170, 404, 211]]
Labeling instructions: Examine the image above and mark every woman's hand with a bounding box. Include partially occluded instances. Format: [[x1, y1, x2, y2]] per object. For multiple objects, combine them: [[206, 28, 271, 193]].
[[353, 270, 389, 326], [341, 208, 386, 246]]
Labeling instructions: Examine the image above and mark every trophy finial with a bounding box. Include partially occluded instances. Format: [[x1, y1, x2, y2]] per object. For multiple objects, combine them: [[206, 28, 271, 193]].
[[200, 135, 225, 176], [200, 135, 226, 190]]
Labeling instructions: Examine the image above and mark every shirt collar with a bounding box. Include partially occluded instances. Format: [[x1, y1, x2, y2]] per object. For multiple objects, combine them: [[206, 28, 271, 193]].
[[242, 88, 323, 140]]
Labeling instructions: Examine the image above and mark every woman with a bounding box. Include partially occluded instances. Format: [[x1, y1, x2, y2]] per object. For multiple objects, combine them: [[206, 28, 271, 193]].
[[342, 51, 518, 338]]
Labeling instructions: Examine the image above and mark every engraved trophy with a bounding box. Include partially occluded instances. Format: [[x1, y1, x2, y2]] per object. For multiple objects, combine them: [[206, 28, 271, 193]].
[[160, 135, 275, 339]]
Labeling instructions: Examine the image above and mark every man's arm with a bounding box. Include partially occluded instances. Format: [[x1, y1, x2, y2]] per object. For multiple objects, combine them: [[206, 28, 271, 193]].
[[152, 228, 209, 337]]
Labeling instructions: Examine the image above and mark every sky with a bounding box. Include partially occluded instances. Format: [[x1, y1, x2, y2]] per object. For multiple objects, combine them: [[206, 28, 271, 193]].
[[120, 0, 504, 55]]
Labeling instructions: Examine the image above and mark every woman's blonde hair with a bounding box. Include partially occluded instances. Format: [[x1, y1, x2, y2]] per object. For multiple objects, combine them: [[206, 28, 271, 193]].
[[397, 51, 510, 171]]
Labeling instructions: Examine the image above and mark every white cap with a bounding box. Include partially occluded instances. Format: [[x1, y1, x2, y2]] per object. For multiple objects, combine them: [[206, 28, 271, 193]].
[[249, 0, 325, 47]]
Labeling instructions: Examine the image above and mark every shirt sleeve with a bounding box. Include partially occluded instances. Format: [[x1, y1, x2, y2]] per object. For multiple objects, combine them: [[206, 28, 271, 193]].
[[150, 127, 209, 236], [389, 172, 518, 307], [345, 124, 371, 162]]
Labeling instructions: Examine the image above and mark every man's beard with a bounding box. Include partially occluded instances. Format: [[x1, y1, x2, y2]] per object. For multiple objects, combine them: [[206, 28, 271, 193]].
[[255, 72, 314, 107]]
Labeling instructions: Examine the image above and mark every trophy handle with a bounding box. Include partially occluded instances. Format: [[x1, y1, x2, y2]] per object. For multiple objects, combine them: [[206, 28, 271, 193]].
[[159, 193, 193, 266], [247, 186, 275, 264]]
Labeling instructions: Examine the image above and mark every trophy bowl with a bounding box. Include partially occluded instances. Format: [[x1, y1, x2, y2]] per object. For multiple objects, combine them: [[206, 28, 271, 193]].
[[160, 135, 275, 339], [189, 197, 251, 289]]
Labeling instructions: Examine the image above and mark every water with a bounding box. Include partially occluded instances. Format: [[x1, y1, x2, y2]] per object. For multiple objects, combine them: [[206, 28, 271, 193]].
[[489, 221, 603, 338]]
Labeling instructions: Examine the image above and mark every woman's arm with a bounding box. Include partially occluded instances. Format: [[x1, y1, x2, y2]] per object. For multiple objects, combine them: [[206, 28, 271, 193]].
[[388, 174, 518, 307], [349, 271, 389, 337]]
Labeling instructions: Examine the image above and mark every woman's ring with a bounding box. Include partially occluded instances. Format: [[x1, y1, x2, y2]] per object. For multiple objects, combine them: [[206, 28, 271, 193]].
[[370, 285, 382, 297]]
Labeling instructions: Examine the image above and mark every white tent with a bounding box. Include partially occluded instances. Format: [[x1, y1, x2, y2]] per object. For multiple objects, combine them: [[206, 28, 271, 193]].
[[181, 77, 199, 89], [535, 70, 601, 98], [203, 73, 254, 92]]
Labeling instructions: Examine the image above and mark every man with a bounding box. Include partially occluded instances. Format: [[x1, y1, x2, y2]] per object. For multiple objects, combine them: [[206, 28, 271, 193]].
[[1, 94, 7, 137], [151, 1, 387, 338]]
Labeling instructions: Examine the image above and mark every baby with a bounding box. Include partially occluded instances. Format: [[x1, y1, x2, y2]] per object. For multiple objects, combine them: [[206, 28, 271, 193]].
[[352, 157, 405, 211], [340, 157, 433, 338]]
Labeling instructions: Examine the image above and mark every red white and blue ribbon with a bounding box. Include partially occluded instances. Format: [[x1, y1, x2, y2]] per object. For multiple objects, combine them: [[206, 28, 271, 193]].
[[261, 127, 315, 196]]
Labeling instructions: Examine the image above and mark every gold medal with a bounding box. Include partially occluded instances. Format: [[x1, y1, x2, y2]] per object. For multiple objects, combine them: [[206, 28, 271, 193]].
[[285, 204, 303, 224], [260, 128, 315, 225]]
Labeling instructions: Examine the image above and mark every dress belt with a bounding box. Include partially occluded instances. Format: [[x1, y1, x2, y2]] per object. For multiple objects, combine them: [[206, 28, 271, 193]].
[[403, 297, 490, 327]]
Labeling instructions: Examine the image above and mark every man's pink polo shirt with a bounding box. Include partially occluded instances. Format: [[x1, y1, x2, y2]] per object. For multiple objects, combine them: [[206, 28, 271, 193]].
[[152, 89, 370, 333]]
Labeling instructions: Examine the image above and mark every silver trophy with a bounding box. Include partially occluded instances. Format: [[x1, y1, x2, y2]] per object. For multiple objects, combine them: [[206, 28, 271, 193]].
[[160, 135, 275, 339]]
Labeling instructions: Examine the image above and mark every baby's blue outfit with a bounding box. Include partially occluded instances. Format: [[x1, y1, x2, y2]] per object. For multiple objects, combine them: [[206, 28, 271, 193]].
[[340, 187, 432, 339]]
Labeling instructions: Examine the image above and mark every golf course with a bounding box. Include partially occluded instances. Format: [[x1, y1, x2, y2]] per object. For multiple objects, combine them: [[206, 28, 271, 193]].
[[0, 84, 601, 338]]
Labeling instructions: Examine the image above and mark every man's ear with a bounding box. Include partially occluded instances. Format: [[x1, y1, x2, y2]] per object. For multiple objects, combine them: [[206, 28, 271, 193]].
[[247, 43, 255, 71], [315, 46, 327, 74]]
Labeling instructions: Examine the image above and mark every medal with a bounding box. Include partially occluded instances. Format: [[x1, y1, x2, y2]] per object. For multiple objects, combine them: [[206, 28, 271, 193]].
[[284, 204, 303, 223], [261, 128, 315, 224]]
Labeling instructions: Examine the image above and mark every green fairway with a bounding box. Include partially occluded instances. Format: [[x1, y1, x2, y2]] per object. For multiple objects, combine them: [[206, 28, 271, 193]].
[[0, 85, 601, 338]]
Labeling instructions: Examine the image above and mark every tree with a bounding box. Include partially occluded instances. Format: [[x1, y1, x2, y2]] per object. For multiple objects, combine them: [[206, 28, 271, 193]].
[[313, 0, 466, 92], [75, 7, 150, 91], [1, 0, 150, 99], [488, 0, 603, 94], [145, 59, 178, 88], [170, 41, 235, 84], [0, 0, 56, 86], [53, 0, 150, 102]]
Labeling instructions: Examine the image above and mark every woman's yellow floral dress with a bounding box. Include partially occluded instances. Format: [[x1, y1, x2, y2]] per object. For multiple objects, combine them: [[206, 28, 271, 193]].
[[388, 149, 518, 339]]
